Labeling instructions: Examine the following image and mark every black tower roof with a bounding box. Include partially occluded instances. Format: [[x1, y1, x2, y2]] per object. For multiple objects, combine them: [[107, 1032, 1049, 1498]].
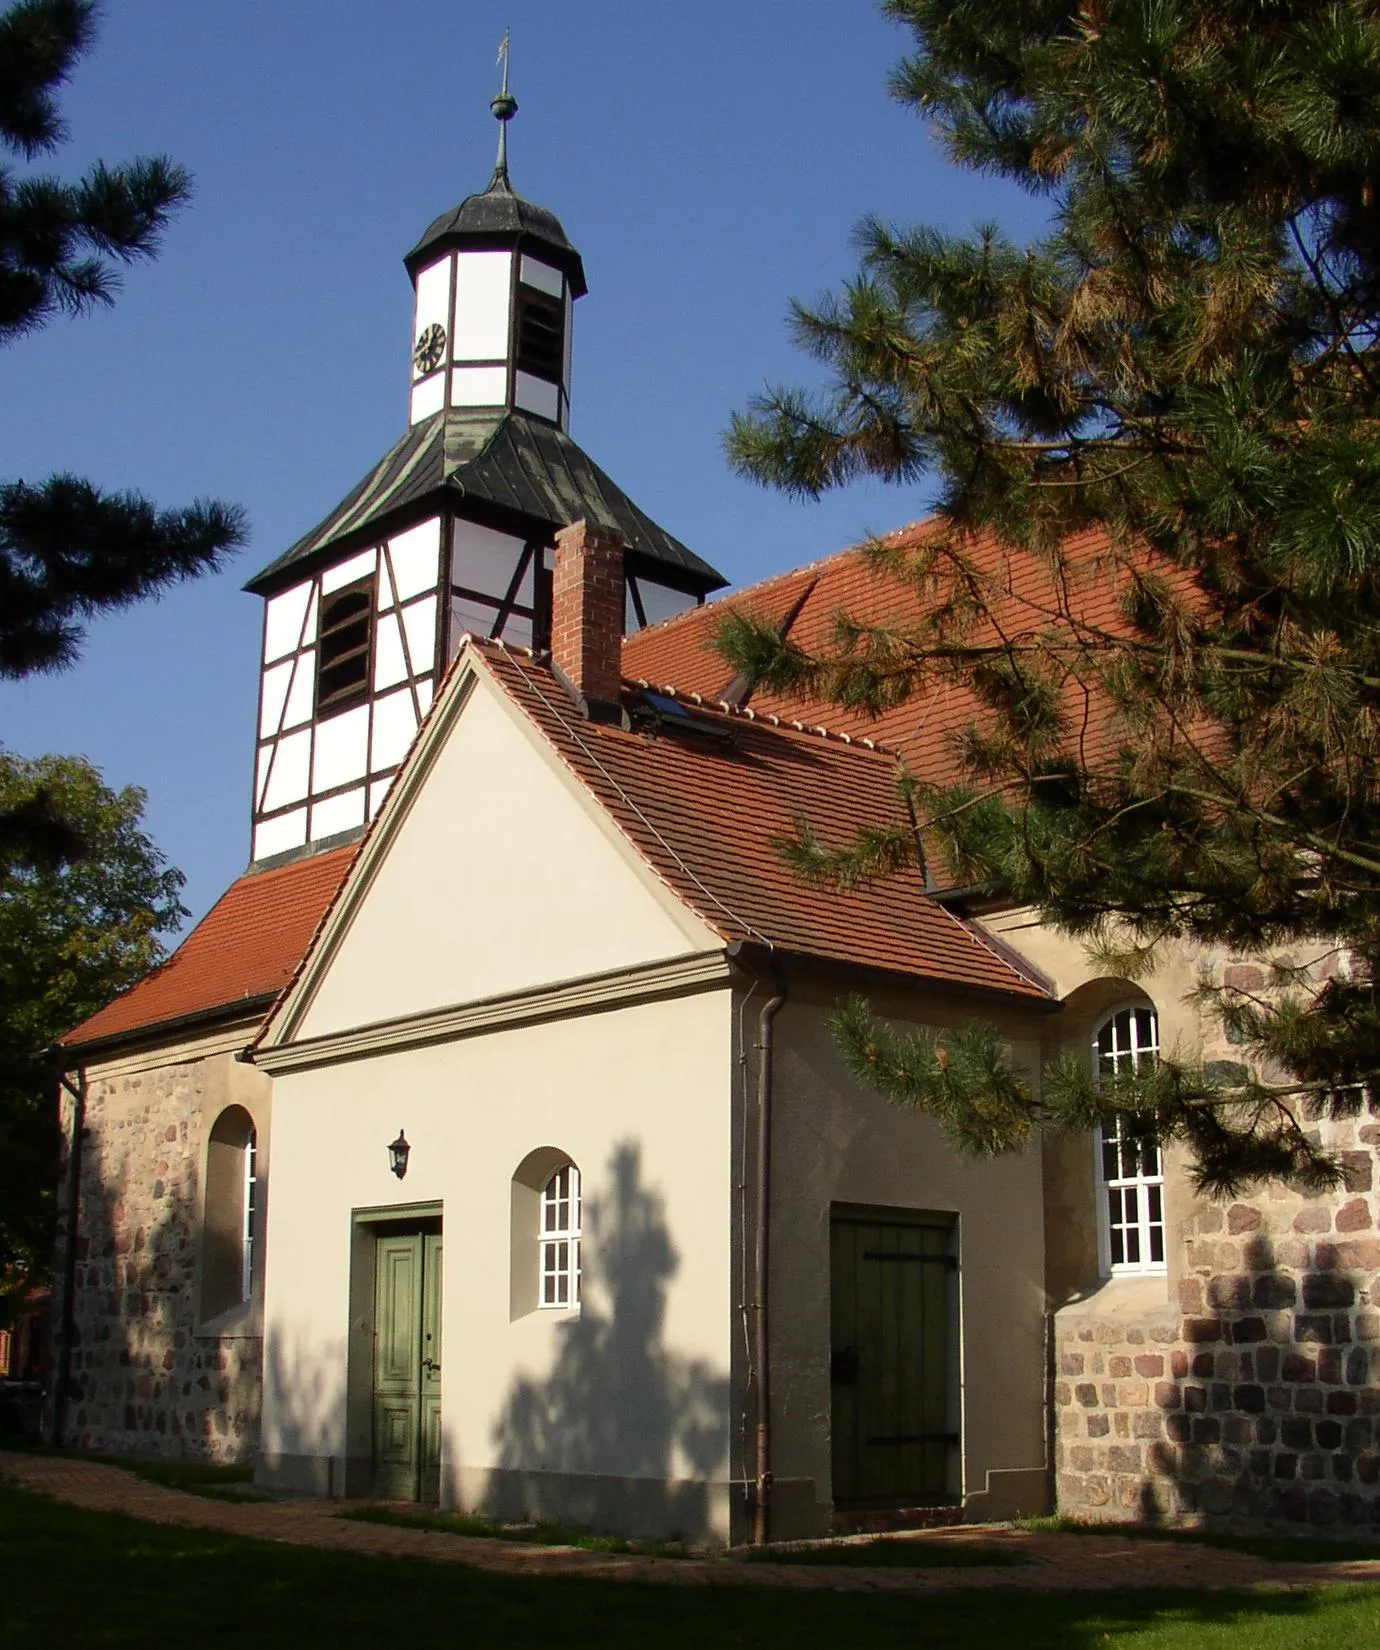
[[403, 59, 587, 294], [244, 409, 726, 597], [404, 178, 586, 296]]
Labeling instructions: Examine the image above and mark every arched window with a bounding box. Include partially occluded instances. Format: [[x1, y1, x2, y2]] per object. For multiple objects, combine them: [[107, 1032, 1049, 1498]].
[[1093, 1005, 1165, 1276], [539, 1163, 581, 1309], [202, 1106, 259, 1321]]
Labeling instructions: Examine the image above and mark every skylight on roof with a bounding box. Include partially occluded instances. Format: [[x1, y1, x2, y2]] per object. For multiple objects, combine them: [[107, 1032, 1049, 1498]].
[[632, 690, 736, 747], [643, 691, 691, 720]]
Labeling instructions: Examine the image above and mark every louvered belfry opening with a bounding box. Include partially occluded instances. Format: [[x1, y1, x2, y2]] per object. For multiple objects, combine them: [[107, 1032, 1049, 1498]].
[[316, 577, 375, 712], [516, 285, 564, 383]]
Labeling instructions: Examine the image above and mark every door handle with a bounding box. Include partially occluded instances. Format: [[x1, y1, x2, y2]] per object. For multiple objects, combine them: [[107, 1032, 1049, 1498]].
[[422, 1358, 441, 1376]]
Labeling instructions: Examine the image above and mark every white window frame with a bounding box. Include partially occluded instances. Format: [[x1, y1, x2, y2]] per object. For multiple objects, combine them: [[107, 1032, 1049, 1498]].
[[1093, 1004, 1167, 1276], [539, 1163, 581, 1309], [240, 1130, 258, 1302]]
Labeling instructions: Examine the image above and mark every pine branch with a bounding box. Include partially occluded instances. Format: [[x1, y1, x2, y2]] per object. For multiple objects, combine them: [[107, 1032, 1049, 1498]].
[[0, 476, 248, 676], [0, 1, 92, 159]]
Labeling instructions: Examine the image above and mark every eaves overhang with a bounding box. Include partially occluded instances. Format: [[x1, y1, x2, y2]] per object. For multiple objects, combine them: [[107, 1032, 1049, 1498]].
[[723, 938, 1060, 1012], [57, 994, 278, 1065]]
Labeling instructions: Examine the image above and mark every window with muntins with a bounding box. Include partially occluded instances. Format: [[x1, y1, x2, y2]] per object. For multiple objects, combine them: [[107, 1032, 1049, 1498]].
[[240, 1131, 258, 1302], [1094, 1005, 1166, 1275], [539, 1163, 581, 1308]]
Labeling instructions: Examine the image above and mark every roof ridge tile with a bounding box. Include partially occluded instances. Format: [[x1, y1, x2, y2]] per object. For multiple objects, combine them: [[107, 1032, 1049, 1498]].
[[626, 676, 889, 754]]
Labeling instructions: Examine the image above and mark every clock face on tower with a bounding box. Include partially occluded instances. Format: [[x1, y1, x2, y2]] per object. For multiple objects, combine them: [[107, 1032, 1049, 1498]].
[[413, 322, 446, 375]]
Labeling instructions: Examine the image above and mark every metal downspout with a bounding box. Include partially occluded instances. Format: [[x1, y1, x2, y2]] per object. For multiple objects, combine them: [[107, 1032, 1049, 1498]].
[[52, 1062, 87, 1450], [751, 969, 787, 1546]]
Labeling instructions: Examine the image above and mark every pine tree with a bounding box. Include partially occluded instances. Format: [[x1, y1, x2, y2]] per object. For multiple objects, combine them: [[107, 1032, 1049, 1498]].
[[0, 0, 245, 683], [724, 0, 1380, 1193]]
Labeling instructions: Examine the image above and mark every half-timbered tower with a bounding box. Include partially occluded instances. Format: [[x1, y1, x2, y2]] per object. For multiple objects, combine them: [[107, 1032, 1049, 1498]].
[[243, 86, 725, 865]]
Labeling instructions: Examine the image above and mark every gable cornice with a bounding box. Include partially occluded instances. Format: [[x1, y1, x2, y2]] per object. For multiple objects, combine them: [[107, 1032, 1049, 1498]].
[[253, 948, 732, 1074]]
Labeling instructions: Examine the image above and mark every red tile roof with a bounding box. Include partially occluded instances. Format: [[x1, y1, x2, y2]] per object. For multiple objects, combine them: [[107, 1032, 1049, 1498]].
[[62, 845, 356, 1051], [622, 516, 1135, 787], [69, 519, 1076, 1051], [478, 643, 1050, 1001]]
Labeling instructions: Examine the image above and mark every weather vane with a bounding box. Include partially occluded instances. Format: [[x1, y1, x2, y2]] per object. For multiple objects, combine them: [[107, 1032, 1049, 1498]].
[[490, 26, 517, 186]]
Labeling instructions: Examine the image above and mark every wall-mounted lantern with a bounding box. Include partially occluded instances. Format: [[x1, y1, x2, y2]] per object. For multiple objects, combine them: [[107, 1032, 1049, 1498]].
[[388, 1129, 410, 1180]]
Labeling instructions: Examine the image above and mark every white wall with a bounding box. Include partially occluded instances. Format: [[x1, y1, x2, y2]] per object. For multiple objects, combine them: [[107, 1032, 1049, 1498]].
[[294, 677, 714, 1038], [260, 988, 735, 1528], [768, 972, 1050, 1532]]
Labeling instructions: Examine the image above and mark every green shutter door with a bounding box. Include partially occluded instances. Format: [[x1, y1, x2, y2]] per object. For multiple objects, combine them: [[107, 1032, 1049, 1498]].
[[830, 1211, 956, 1505], [372, 1228, 443, 1501], [420, 1233, 443, 1503]]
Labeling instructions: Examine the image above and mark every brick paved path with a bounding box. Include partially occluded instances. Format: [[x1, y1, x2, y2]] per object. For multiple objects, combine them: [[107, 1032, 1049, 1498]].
[[3, 1450, 1379, 1594]]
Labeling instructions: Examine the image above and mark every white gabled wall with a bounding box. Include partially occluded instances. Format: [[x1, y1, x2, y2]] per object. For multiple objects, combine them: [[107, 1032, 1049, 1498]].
[[259, 945, 736, 1535], [291, 673, 717, 1040]]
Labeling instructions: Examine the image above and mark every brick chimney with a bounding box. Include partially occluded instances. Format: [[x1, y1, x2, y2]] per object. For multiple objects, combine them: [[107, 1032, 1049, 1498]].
[[552, 519, 626, 712]]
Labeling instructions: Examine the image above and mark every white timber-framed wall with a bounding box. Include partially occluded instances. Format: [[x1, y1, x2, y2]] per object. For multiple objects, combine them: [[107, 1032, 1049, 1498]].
[[252, 521, 444, 863], [407, 248, 574, 431]]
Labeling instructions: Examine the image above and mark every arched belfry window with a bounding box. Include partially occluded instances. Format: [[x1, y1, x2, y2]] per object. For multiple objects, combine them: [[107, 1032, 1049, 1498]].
[[202, 1106, 259, 1321], [540, 1163, 581, 1309], [1094, 1005, 1166, 1276]]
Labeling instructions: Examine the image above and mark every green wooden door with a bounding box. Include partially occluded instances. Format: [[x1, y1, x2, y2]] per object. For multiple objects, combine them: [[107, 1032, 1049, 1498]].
[[420, 1233, 443, 1503], [372, 1229, 443, 1501], [830, 1210, 956, 1505]]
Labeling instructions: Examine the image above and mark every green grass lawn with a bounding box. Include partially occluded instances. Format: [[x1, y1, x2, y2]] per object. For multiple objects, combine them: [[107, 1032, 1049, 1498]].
[[2, 1481, 1378, 1650], [1018, 1515, 1380, 1566]]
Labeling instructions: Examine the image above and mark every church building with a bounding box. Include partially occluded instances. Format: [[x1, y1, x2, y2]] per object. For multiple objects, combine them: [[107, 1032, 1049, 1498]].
[[53, 82, 1380, 1543]]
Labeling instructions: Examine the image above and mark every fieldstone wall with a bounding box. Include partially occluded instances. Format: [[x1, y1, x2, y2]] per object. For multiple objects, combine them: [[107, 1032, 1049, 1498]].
[[1055, 1102, 1380, 1529], [49, 1045, 268, 1462]]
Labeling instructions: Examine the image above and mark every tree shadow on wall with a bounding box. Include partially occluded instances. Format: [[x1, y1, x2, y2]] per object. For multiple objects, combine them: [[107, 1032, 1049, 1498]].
[[259, 1322, 347, 1494], [1144, 1209, 1380, 1531], [52, 1147, 263, 1462], [489, 1141, 730, 1539]]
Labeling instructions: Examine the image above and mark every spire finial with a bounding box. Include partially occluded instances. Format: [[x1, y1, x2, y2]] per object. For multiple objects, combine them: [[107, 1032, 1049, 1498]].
[[489, 28, 517, 190]]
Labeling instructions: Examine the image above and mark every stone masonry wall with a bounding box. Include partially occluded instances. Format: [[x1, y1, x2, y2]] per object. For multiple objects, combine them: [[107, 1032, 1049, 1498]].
[[50, 1050, 264, 1462], [1055, 1100, 1380, 1530]]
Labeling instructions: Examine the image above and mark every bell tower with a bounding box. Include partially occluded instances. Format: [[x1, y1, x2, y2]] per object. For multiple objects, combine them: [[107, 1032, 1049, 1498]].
[[404, 55, 584, 431], [242, 57, 726, 869]]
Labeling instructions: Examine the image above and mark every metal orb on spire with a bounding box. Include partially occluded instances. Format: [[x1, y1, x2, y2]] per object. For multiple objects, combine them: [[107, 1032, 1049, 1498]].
[[490, 27, 516, 187]]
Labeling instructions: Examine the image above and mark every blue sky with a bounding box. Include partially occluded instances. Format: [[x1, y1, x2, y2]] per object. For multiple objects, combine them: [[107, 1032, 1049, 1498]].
[[0, 0, 1048, 926]]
